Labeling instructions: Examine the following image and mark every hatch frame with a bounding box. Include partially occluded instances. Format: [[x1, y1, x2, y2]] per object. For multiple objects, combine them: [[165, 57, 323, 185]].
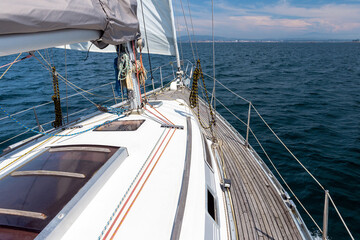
[[34, 146, 128, 239]]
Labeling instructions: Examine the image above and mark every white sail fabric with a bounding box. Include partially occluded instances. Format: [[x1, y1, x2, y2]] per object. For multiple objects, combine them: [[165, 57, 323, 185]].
[[0, 0, 139, 56], [64, 0, 177, 56], [137, 0, 177, 55]]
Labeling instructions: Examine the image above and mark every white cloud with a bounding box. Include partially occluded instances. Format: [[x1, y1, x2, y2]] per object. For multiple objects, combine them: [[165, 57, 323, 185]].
[[179, 1, 360, 39]]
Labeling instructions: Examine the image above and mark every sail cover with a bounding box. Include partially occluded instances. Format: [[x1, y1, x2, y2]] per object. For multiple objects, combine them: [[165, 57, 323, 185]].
[[62, 0, 178, 56], [0, 0, 139, 48]]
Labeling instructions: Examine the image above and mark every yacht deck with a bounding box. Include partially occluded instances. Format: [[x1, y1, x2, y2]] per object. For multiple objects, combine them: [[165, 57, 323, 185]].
[[153, 88, 306, 240]]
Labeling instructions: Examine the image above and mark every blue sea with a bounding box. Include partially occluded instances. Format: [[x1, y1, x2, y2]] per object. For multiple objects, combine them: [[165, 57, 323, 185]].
[[0, 42, 359, 239]]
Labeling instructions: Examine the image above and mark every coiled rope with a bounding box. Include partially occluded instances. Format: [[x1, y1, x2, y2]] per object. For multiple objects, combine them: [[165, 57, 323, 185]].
[[189, 60, 215, 130]]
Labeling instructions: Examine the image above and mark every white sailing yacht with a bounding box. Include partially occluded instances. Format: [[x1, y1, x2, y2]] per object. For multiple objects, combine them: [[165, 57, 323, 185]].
[[0, 0, 355, 240]]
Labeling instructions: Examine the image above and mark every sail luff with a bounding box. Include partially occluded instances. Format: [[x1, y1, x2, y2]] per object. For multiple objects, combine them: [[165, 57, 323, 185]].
[[169, 0, 181, 70]]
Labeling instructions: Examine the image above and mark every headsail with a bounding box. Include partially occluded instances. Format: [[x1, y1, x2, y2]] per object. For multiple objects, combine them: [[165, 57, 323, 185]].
[[63, 0, 179, 56], [138, 0, 179, 56], [0, 0, 139, 56]]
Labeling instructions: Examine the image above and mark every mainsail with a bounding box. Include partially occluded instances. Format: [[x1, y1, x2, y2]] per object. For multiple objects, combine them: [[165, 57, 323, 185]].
[[0, 0, 139, 56], [63, 0, 179, 57]]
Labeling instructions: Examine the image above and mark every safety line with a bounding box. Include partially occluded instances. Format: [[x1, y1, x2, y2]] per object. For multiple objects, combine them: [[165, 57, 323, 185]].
[[103, 128, 172, 240], [0, 136, 54, 172], [179, 0, 196, 63], [110, 129, 177, 239], [0, 53, 22, 80], [0, 105, 125, 138], [0, 54, 32, 69]]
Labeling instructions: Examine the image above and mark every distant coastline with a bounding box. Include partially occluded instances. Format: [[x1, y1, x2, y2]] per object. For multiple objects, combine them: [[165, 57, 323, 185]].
[[178, 35, 359, 43], [180, 40, 359, 43]]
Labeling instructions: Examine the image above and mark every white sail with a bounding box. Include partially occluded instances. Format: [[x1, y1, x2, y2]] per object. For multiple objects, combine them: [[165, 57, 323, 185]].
[[138, 0, 178, 56], [63, 0, 179, 56], [0, 0, 139, 57]]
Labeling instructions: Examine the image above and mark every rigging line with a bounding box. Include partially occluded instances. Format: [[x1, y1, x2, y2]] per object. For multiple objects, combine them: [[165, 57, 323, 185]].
[[0, 104, 125, 139], [0, 136, 55, 172], [0, 54, 32, 69], [32, 54, 51, 72], [0, 82, 115, 122], [0, 53, 22, 80], [203, 72, 251, 104], [65, 45, 69, 124], [186, 0, 199, 60], [248, 123, 323, 233], [251, 104, 326, 191], [57, 77, 97, 106], [174, 0, 184, 62], [213, 96, 323, 232], [84, 42, 94, 61], [34, 53, 98, 98], [0, 129, 30, 146], [209, 82, 325, 191], [139, 0, 155, 86], [179, 0, 196, 63], [36, 51, 52, 68], [34, 54, 96, 101], [45, 49, 53, 68], [210, 0, 216, 114], [328, 193, 355, 240]]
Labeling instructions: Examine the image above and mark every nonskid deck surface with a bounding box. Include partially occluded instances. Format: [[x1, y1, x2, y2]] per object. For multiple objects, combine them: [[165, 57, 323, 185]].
[[154, 88, 303, 240]]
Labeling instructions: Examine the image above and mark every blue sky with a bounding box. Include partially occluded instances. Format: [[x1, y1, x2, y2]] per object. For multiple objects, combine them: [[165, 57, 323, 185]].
[[173, 0, 360, 39]]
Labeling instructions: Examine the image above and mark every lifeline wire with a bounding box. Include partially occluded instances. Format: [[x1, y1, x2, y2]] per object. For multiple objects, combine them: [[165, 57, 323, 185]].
[[179, 0, 196, 63], [0, 104, 126, 138]]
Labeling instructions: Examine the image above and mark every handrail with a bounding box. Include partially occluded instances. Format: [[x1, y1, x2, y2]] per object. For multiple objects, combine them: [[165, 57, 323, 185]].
[[0, 56, 190, 148], [207, 88, 323, 234], [0, 82, 114, 121], [197, 73, 355, 240]]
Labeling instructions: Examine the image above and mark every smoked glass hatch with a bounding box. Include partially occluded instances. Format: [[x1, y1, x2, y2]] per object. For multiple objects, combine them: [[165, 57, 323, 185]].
[[0, 145, 118, 236], [94, 120, 145, 131]]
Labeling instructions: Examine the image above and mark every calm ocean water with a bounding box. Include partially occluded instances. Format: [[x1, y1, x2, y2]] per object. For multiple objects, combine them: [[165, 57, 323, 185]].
[[0, 42, 359, 239]]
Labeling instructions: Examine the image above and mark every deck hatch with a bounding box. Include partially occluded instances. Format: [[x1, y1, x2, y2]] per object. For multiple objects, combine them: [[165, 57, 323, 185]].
[[94, 120, 145, 131], [0, 145, 119, 234]]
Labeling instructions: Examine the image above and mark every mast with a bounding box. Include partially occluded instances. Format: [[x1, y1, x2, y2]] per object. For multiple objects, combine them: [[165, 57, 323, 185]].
[[126, 42, 142, 110], [169, 0, 181, 72]]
